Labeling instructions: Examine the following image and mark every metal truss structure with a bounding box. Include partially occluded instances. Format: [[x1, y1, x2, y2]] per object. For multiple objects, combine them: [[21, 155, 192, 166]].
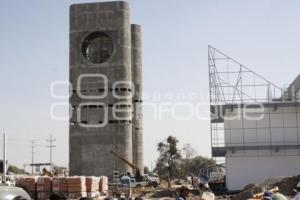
[[208, 46, 300, 158]]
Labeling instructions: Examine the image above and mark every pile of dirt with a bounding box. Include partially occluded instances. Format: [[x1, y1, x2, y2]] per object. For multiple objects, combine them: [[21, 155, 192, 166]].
[[231, 184, 264, 200], [149, 189, 174, 198], [260, 176, 284, 188], [231, 175, 300, 200], [271, 175, 300, 196]]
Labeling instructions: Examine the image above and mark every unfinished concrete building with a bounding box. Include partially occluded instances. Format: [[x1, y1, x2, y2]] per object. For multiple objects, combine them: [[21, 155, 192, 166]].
[[209, 46, 300, 191], [69, 1, 143, 178]]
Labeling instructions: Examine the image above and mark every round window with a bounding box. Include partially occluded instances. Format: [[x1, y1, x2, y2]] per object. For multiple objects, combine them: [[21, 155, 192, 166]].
[[81, 32, 114, 64]]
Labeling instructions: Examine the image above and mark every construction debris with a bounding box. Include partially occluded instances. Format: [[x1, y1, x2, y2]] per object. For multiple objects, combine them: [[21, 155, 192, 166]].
[[231, 184, 264, 200], [270, 175, 300, 196], [229, 175, 300, 200]]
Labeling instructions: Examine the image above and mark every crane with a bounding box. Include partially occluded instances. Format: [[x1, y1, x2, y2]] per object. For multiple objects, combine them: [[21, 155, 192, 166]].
[[110, 150, 159, 188], [110, 150, 141, 179]]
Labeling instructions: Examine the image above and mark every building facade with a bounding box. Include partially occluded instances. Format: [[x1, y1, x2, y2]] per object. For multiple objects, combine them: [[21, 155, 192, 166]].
[[69, 1, 143, 177], [209, 46, 300, 191], [223, 103, 300, 190]]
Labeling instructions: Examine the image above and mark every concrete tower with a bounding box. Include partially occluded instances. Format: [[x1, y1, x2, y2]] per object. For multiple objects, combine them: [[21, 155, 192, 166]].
[[131, 24, 144, 173], [69, 1, 134, 177]]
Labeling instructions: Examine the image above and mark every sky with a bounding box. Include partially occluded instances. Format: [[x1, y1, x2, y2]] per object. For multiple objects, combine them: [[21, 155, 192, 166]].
[[0, 0, 300, 170]]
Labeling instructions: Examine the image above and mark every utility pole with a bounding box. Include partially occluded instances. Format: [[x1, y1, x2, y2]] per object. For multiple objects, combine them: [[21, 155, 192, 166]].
[[31, 140, 36, 175], [3, 133, 7, 184], [46, 134, 56, 172]]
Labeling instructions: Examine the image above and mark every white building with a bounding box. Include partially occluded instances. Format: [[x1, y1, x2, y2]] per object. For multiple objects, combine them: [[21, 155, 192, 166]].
[[208, 46, 300, 191]]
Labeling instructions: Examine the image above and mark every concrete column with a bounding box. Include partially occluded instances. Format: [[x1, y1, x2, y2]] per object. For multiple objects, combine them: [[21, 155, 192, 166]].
[[131, 24, 144, 174]]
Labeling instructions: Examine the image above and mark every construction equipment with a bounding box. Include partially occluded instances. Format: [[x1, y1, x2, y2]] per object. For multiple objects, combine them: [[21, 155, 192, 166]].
[[110, 150, 159, 188], [198, 164, 226, 194], [110, 150, 141, 180]]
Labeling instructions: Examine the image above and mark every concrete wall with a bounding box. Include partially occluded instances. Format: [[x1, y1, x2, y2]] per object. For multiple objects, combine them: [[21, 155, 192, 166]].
[[69, 1, 133, 177], [226, 156, 300, 191], [131, 24, 144, 173], [224, 105, 300, 190]]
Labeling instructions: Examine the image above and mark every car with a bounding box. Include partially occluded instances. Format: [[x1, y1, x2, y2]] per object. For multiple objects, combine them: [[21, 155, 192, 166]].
[[143, 174, 160, 188], [0, 185, 31, 200], [144, 174, 160, 185], [118, 176, 148, 188]]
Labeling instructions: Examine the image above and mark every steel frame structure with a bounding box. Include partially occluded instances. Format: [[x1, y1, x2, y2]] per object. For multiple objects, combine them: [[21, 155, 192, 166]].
[[208, 46, 300, 158]]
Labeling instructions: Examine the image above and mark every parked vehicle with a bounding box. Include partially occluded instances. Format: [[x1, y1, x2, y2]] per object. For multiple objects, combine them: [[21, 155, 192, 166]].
[[0, 185, 31, 200], [119, 176, 148, 188], [198, 164, 227, 194], [144, 174, 160, 186]]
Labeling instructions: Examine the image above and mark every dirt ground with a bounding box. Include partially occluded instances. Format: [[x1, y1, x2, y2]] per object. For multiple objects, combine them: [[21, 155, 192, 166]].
[[130, 177, 299, 200]]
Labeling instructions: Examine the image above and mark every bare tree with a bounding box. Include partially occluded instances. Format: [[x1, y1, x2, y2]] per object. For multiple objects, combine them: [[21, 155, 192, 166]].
[[181, 143, 196, 177]]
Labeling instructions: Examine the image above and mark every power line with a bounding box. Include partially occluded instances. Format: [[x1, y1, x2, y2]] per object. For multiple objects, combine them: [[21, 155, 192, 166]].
[[46, 134, 56, 172]]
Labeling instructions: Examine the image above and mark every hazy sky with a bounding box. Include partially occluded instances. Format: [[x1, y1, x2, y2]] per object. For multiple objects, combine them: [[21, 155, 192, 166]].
[[0, 0, 300, 170]]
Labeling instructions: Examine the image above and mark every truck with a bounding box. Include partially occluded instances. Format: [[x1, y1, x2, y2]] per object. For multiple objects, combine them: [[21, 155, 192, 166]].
[[198, 164, 226, 194]]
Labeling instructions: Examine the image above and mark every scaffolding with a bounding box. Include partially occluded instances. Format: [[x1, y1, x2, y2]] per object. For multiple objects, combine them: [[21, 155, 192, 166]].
[[208, 46, 300, 158]]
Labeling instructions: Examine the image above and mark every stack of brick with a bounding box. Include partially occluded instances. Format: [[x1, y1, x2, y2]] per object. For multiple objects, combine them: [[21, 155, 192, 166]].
[[15, 176, 38, 198], [16, 175, 108, 199], [67, 176, 87, 199], [99, 176, 108, 195], [52, 177, 68, 196], [37, 176, 52, 200], [86, 176, 100, 198]]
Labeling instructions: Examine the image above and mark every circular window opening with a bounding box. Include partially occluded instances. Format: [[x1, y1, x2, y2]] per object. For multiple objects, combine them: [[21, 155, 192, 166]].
[[82, 32, 114, 64]]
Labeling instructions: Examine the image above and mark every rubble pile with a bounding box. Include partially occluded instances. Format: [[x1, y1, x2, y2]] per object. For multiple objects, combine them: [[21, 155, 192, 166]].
[[260, 177, 284, 188], [231, 175, 300, 200], [231, 184, 264, 200], [271, 175, 300, 196]]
